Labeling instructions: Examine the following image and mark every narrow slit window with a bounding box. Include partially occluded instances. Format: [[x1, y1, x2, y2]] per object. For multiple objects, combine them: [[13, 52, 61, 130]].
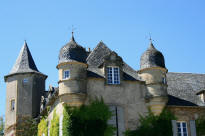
[[11, 99, 15, 111]]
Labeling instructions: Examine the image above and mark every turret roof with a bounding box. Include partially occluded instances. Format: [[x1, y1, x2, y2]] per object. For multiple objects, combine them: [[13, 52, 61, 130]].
[[5, 41, 47, 80], [10, 41, 39, 74]]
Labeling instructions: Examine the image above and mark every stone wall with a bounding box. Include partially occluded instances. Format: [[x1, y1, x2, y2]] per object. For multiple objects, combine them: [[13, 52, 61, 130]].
[[168, 106, 205, 135], [86, 78, 148, 130]]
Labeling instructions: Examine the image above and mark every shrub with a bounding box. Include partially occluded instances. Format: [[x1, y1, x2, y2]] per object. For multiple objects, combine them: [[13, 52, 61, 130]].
[[38, 118, 48, 136], [50, 110, 59, 136], [125, 109, 176, 136], [63, 98, 115, 136], [196, 116, 205, 136]]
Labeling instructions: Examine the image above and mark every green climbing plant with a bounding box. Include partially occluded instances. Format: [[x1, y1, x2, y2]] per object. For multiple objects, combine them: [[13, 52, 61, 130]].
[[125, 109, 176, 136], [63, 98, 115, 136], [50, 110, 59, 136], [38, 118, 48, 136], [196, 116, 205, 136]]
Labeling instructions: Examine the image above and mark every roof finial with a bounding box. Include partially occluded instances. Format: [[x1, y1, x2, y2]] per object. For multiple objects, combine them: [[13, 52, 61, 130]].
[[71, 25, 76, 41], [149, 33, 153, 44]]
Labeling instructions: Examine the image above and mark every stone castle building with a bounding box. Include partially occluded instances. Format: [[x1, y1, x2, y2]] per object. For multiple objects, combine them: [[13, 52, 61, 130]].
[[4, 33, 205, 136]]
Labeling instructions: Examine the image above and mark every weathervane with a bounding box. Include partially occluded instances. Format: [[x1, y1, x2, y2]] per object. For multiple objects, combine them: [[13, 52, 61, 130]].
[[149, 33, 154, 43], [71, 25, 76, 37]]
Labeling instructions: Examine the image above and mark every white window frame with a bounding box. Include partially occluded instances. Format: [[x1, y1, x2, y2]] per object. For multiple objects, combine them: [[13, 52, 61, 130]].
[[177, 121, 188, 136], [107, 66, 120, 85], [63, 70, 70, 79]]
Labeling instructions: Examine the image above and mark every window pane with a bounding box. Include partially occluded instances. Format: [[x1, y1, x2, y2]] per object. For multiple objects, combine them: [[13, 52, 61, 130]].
[[107, 67, 113, 84], [177, 123, 180, 127], [182, 122, 186, 127]]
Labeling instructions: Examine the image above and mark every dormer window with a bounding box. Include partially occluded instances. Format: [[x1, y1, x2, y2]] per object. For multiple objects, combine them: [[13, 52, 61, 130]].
[[107, 66, 120, 84], [200, 93, 205, 103], [196, 90, 205, 103], [63, 70, 70, 79]]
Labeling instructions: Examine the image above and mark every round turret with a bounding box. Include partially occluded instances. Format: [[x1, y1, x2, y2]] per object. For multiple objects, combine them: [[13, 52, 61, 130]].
[[59, 35, 87, 64], [57, 34, 87, 106], [139, 42, 167, 115], [140, 42, 165, 69]]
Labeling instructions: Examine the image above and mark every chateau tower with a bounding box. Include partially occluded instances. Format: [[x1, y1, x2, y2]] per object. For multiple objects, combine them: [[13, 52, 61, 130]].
[[57, 34, 87, 106], [138, 41, 168, 115], [4, 41, 47, 136]]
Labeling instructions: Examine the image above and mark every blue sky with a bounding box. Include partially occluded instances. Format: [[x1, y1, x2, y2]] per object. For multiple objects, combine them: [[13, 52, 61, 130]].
[[0, 0, 205, 116]]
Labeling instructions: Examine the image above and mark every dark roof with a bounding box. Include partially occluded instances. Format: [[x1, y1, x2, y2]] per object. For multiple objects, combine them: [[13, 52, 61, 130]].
[[86, 41, 111, 67], [123, 72, 137, 81], [10, 41, 39, 74], [140, 42, 165, 69], [86, 41, 141, 81], [5, 41, 47, 79], [59, 35, 87, 64], [87, 70, 104, 78], [167, 95, 197, 106], [167, 72, 205, 106]]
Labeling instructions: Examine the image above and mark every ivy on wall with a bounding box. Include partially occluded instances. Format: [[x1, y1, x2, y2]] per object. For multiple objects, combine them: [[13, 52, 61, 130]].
[[63, 98, 115, 136], [38, 118, 48, 136], [50, 110, 59, 136], [125, 109, 176, 136], [16, 116, 38, 136], [196, 117, 205, 136]]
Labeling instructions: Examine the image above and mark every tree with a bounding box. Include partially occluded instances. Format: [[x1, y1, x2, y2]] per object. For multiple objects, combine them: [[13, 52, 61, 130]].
[[0, 116, 4, 136], [125, 109, 176, 136]]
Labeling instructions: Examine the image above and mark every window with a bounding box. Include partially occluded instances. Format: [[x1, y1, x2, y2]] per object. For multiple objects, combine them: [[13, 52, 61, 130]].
[[23, 78, 28, 83], [63, 70, 70, 79], [107, 67, 120, 84], [11, 99, 15, 111], [177, 122, 188, 136], [200, 93, 205, 103]]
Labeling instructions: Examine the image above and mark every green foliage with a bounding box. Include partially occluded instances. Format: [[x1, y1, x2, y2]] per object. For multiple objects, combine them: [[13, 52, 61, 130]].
[[196, 116, 205, 136], [63, 107, 71, 136], [0, 117, 4, 136], [125, 109, 176, 136], [16, 117, 38, 136], [50, 110, 59, 136], [63, 98, 115, 136], [38, 118, 48, 136]]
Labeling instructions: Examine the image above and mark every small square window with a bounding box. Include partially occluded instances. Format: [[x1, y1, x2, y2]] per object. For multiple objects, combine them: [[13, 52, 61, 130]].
[[11, 99, 15, 111], [63, 70, 70, 79], [23, 78, 29, 83]]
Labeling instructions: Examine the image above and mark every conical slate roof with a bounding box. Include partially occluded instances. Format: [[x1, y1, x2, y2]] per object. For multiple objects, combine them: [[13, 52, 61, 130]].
[[58, 34, 87, 64], [9, 41, 39, 74], [140, 42, 165, 69]]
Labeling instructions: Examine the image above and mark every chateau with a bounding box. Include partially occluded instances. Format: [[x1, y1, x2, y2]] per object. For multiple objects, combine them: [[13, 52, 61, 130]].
[[4, 33, 205, 136]]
